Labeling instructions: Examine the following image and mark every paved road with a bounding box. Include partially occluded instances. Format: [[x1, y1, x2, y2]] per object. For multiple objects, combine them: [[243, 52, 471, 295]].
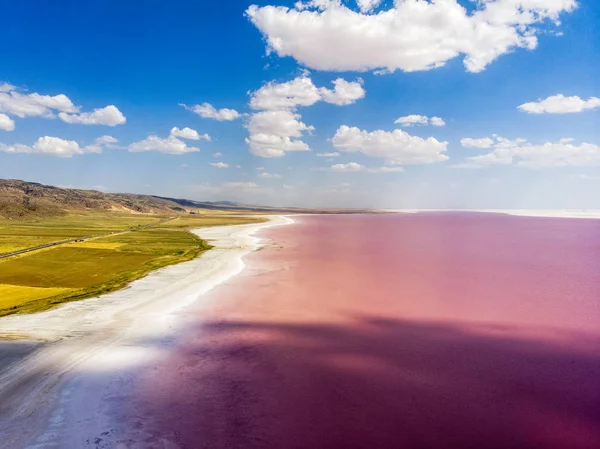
[[0, 216, 176, 260]]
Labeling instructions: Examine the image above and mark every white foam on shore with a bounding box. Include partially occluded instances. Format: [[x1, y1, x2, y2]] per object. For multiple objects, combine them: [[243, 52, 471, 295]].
[[0, 215, 293, 448]]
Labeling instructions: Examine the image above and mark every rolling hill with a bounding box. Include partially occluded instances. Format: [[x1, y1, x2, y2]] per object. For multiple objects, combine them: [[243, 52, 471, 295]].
[[0, 179, 368, 219]]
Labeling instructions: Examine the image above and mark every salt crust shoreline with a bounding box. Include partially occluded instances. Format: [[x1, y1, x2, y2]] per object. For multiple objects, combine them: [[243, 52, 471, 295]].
[[0, 215, 293, 448]]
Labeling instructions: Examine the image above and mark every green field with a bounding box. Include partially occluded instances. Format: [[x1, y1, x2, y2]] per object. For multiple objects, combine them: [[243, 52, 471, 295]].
[[0, 212, 266, 316], [0, 212, 163, 254]]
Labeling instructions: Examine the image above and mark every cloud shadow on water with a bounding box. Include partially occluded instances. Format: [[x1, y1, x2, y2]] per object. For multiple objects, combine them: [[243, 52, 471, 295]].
[[130, 316, 600, 449]]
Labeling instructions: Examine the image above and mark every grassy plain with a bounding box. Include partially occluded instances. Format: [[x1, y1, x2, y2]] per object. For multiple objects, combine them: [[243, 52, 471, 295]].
[[0, 211, 267, 316], [0, 211, 163, 254]]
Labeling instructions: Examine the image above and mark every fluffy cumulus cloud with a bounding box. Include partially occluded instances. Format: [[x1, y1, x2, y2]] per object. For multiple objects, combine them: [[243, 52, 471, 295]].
[[245, 133, 310, 157], [456, 135, 600, 168], [247, 110, 314, 137], [460, 137, 495, 149], [318, 78, 366, 106], [170, 127, 211, 141], [128, 135, 200, 155], [249, 75, 364, 110], [0, 83, 15, 92], [394, 115, 445, 127], [0, 113, 15, 131], [356, 0, 382, 13], [518, 94, 600, 114], [429, 117, 446, 127], [246, 75, 364, 157], [58, 105, 126, 126], [210, 162, 230, 168], [83, 135, 120, 153], [331, 162, 364, 171], [0, 84, 78, 118], [180, 102, 241, 121], [247, 0, 577, 73], [0, 135, 118, 157], [0, 83, 125, 127], [250, 76, 321, 110], [331, 125, 448, 165]]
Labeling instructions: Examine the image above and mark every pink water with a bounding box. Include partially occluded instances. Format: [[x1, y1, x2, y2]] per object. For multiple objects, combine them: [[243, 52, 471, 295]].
[[131, 213, 600, 448]]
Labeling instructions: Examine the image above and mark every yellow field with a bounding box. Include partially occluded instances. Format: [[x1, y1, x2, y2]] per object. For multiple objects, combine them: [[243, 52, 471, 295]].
[[0, 212, 266, 316], [70, 242, 125, 249], [0, 284, 74, 310], [0, 211, 167, 254], [156, 215, 268, 229]]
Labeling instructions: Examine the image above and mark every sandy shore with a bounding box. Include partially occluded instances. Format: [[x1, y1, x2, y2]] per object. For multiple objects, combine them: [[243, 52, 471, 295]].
[[0, 216, 291, 448]]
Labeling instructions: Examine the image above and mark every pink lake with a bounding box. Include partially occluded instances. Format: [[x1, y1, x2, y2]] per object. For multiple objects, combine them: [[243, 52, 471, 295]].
[[131, 213, 600, 448]]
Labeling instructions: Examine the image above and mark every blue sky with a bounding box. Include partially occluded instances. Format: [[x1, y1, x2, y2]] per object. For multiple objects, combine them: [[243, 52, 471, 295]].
[[1, 0, 599, 209]]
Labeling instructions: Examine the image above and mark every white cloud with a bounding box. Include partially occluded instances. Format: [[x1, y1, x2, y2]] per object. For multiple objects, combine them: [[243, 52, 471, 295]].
[[180, 102, 241, 121], [394, 115, 428, 127], [518, 94, 600, 114], [356, 0, 381, 13], [250, 75, 364, 110], [210, 162, 229, 168], [319, 78, 365, 106], [247, 0, 576, 73], [83, 135, 119, 153], [94, 135, 118, 145], [0, 84, 78, 118], [460, 137, 495, 149], [170, 127, 210, 141], [250, 76, 323, 110], [246, 75, 363, 158], [213, 152, 223, 157], [0, 83, 16, 92], [332, 125, 448, 165], [245, 133, 310, 157], [32, 136, 83, 157], [247, 110, 314, 137], [58, 105, 126, 126], [455, 135, 600, 168], [394, 115, 446, 127], [430, 117, 446, 127], [128, 135, 200, 155], [0, 113, 15, 131], [0, 136, 111, 158], [317, 151, 339, 157], [331, 162, 364, 171], [259, 172, 282, 178], [0, 82, 126, 128]]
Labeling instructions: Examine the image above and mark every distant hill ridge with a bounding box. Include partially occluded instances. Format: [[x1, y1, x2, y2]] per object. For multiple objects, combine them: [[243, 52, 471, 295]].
[[0, 179, 359, 219], [0, 179, 197, 219]]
